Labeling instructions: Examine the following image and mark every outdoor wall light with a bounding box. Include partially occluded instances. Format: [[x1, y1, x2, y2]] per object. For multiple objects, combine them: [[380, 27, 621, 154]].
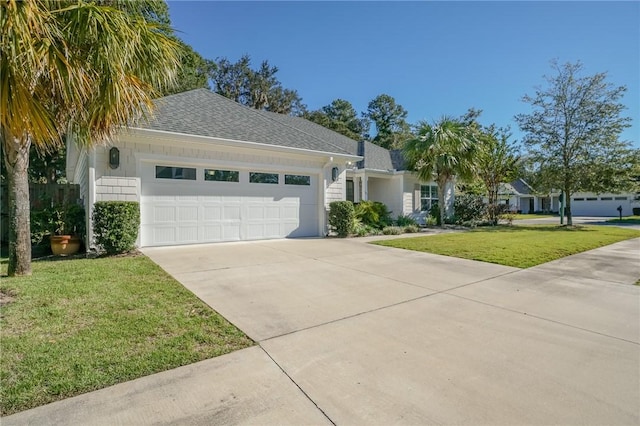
[[331, 166, 339, 182], [109, 147, 120, 169]]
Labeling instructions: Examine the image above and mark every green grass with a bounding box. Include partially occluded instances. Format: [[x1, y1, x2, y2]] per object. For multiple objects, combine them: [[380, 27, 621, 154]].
[[373, 225, 640, 268], [511, 213, 556, 220], [0, 255, 253, 416], [606, 215, 640, 224]]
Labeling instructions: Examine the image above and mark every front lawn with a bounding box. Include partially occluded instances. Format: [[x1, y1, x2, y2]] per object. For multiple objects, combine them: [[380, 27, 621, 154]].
[[0, 255, 253, 416], [606, 215, 640, 224], [373, 225, 640, 268]]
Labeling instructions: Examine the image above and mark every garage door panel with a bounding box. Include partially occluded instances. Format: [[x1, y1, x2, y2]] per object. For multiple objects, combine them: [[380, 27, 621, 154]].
[[140, 164, 320, 246], [178, 206, 199, 221]]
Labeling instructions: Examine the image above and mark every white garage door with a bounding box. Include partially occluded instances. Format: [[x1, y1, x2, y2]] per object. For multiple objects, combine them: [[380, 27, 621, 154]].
[[140, 162, 320, 247], [571, 195, 632, 216]]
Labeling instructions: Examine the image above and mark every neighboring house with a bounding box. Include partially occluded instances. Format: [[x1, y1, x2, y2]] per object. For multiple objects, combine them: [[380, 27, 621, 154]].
[[66, 89, 441, 248], [500, 178, 638, 216]]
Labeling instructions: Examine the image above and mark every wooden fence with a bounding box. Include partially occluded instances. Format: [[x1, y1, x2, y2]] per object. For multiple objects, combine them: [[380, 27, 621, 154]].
[[0, 183, 80, 243]]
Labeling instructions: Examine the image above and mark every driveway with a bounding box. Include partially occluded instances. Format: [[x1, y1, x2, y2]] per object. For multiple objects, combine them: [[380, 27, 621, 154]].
[[5, 236, 639, 425]]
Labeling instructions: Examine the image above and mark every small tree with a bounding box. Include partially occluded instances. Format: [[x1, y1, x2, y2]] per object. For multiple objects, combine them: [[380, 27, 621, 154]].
[[475, 126, 520, 225], [515, 60, 635, 226]]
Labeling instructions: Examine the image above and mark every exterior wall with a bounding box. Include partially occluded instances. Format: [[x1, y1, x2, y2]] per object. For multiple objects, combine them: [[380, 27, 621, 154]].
[[367, 175, 404, 218], [402, 174, 421, 216], [75, 131, 349, 244], [95, 177, 139, 202], [324, 165, 346, 207]]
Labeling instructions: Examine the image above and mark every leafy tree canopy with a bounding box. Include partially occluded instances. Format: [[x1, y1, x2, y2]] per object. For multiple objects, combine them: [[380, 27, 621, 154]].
[[363, 94, 412, 149], [304, 99, 369, 141], [514, 60, 636, 225], [210, 54, 305, 115]]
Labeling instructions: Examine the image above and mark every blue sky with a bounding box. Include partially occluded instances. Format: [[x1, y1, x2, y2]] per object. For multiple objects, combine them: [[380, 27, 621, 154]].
[[167, 1, 640, 147]]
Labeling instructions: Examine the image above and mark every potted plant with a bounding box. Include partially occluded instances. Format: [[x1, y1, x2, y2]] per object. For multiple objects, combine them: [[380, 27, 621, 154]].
[[49, 203, 85, 256]]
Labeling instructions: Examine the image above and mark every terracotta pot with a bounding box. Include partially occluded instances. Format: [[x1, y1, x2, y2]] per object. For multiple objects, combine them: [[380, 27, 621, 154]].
[[50, 235, 81, 256]]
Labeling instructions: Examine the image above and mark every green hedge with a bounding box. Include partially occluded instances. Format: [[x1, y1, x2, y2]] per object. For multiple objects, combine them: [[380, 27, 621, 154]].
[[329, 201, 355, 237], [92, 201, 140, 254]]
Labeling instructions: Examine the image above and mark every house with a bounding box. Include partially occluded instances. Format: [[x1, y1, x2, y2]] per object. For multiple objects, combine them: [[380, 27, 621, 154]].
[[501, 178, 638, 216], [66, 89, 442, 248]]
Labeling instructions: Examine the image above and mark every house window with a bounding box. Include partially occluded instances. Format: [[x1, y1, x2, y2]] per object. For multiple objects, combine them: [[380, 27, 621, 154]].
[[156, 166, 196, 180], [420, 185, 438, 211], [573, 198, 584, 201], [600, 197, 612, 200], [250, 172, 279, 184], [586, 197, 597, 201], [204, 169, 239, 182], [346, 179, 354, 202], [284, 174, 311, 186], [614, 196, 627, 201]]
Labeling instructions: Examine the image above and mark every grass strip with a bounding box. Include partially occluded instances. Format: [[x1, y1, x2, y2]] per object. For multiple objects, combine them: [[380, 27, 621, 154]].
[[373, 225, 640, 268]]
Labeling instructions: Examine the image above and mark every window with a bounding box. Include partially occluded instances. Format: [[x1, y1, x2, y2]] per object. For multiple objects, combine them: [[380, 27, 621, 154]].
[[600, 197, 612, 201], [420, 185, 438, 211], [614, 196, 627, 201], [205, 169, 239, 182], [250, 172, 279, 184], [346, 179, 354, 202], [586, 197, 597, 201], [285, 174, 311, 186], [573, 198, 584, 201], [156, 166, 196, 180]]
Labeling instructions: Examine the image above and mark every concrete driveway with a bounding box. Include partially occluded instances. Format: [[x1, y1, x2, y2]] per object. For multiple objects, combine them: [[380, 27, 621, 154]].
[[5, 236, 639, 425]]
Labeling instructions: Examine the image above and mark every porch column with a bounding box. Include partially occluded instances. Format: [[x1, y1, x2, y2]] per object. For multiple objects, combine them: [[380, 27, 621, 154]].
[[353, 176, 361, 203], [362, 175, 368, 201]]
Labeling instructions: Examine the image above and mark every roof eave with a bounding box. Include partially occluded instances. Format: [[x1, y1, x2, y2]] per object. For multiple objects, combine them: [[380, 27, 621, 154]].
[[126, 127, 362, 162]]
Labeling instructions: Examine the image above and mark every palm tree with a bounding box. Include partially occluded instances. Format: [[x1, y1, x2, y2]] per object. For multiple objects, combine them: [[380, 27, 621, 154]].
[[1, 0, 179, 276], [403, 117, 476, 227]]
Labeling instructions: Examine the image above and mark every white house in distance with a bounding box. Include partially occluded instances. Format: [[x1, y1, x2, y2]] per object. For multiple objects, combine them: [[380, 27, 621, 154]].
[[66, 89, 444, 248], [500, 178, 639, 216]]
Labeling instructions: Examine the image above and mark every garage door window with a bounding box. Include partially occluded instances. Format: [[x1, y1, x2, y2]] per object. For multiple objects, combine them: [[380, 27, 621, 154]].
[[285, 174, 311, 186], [156, 166, 196, 180], [205, 169, 239, 182], [250, 172, 279, 184]]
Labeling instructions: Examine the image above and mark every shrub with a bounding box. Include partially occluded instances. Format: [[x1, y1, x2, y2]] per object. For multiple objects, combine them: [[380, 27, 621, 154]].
[[395, 214, 417, 227], [453, 194, 487, 224], [93, 201, 140, 254], [633, 207, 640, 215], [328, 201, 355, 237], [382, 226, 403, 235], [355, 200, 392, 229], [428, 203, 441, 226], [425, 215, 438, 226], [403, 225, 420, 233], [30, 203, 85, 245]]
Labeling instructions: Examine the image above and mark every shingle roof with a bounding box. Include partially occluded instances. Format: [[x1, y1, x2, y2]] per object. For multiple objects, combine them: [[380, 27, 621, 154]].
[[510, 178, 534, 195], [135, 89, 406, 171], [135, 89, 354, 156]]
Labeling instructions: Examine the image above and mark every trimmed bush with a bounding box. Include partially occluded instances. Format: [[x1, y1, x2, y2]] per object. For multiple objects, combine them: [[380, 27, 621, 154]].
[[329, 201, 355, 237], [382, 226, 403, 235], [92, 201, 140, 254], [355, 200, 392, 229], [403, 225, 420, 233], [633, 207, 640, 215]]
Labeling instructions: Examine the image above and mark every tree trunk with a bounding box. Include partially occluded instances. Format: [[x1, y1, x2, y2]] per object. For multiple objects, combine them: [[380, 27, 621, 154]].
[[565, 189, 572, 226], [438, 178, 447, 228], [2, 133, 32, 276]]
